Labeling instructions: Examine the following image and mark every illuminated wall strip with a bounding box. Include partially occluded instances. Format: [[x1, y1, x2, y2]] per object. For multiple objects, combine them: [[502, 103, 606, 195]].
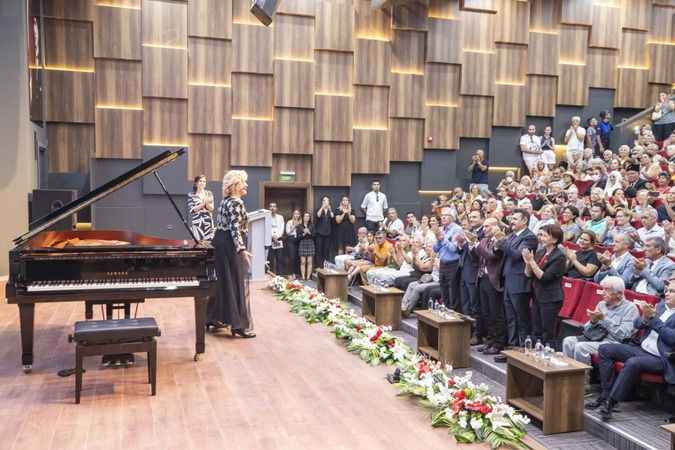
[[391, 69, 425, 76], [428, 14, 455, 20], [528, 29, 558, 35], [355, 35, 390, 42], [495, 81, 526, 86], [96, 2, 141, 10], [425, 102, 459, 108], [31, 65, 95, 73], [188, 82, 231, 88], [274, 57, 314, 63], [142, 43, 187, 50], [353, 126, 388, 131], [617, 65, 650, 70], [647, 41, 675, 46], [489, 166, 521, 173], [463, 49, 496, 55], [232, 116, 274, 122], [144, 142, 189, 147], [315, 92, 352, 97], [96, 105, 143, 110], [559, 61, 586, 66]]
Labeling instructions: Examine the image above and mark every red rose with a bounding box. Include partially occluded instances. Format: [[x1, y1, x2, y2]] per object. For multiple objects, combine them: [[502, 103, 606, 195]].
[[453, 390, 466, 400], [447, 379, 456, 387], [386, 339, 396, 348], [370, 328, 383, 342]]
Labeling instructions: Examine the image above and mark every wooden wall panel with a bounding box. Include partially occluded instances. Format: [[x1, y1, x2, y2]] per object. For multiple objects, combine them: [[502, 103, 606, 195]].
[[95, 109, 143, 158], [561, 0, 591, 26], [315, 51, 353, 95], [424, 106, 459, 149], [274, 60, 315, 108], [354, 0, 392, 41], [142, 0, 187, 47], [390, 73, 425, 118], [232, 73, 274, 119], [188, 37, 232, 86], [354, 86, 389, 129], [461, 0, 497, 13], [589, 4, 621, 49], [188, 0, 232, 40], [188, 85, 232, 135], [620, 0, 651, 31], [648, 44, 675, 84], [392, 30, 426, 74], [559, 25, 589, 64], [493, 84, 526, 127], [615, 68, 649, 108], [620, 30, 648, 68], [43, 0, 94, 21], [143, 98, 188, 145], [188, 134, 230, 181], [425, 63, 460, 106], [461, 10, 495, 52], [390, 118, 424, 161], [459, 96, 492, 138], [557, 64, 587, 106], [352, 129, 390, 174], [48, 123, 94, 173], [649, 6, 674, 43], [274, 14, 314, 60], [527, 32, 558, 76], [94, 5, 141, 60], [313, 142, 352, 186], [426, 18, 462, 64], [274, 108, 314, 154], [429, 0, 459, 19], [95, 59, 142, 107], [233, 24, 273, 74], [277, 0, 316, 17], [526, 75, 556, 117], [496, 44, 527, 84], [314, 95, 353, 142], [142, 46, 188, 98], [495, 0, 529, 45], [392, 2, 428, 30], [355, 39, 391, 86], [315, 1, 354, 51], [232, 0, 260, 25], [529, 0, 560, 32], [272, 155, 312, 183], [44, 71, 95, 123], [586, 48, 617, 89], [44, 19, 93, 69], [231, 119, 273, 166], [460, 51, 496, 96]]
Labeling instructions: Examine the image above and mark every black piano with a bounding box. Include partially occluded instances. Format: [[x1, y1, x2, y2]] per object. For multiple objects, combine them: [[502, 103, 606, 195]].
[[5, 149, 216, 372]]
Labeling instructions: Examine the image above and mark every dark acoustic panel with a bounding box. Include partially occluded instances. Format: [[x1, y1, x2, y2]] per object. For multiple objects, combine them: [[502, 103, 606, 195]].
[[94, 206, 145, 233], [420, 149, 456, 191], [230, 166, 271, 211], [349, 174, 390, 219], [90, 158, 144, 208], [141, 146, 193, 195], [388, 162, 422, 218]]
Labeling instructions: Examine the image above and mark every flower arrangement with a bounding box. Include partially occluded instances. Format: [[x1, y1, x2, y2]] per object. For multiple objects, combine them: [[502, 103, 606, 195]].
[[268, 276, 531, 449]]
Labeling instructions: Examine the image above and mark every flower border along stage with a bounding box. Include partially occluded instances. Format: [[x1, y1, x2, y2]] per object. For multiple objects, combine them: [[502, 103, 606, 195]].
[[269, 276, 531, 449]]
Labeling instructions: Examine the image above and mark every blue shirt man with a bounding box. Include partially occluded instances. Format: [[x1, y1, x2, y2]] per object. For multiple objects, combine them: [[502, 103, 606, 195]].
[[433, 222, 463, 263], [433, 207, 466, 310]]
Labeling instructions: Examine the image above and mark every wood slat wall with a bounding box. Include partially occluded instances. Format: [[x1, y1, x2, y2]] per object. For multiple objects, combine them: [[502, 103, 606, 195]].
[[36, 0, 675, 180]]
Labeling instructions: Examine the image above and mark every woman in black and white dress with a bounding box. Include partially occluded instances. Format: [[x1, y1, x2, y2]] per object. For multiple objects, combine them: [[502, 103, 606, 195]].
[[297, 212, 315, 280], [186, 174, 215, 241], [208, 170, 255, 338]]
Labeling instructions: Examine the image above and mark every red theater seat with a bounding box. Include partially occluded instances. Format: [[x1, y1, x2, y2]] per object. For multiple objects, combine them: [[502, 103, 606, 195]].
[[569, 282, 605, 324], [560, 277, 585, 319], [613, 361, 665, 384], [624, 290, 660, 307]]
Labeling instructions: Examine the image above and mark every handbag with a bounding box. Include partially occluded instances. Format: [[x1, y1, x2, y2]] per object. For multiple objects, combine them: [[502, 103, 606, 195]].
[[581, 322, 609, 342], [652, 110, 663, 121]]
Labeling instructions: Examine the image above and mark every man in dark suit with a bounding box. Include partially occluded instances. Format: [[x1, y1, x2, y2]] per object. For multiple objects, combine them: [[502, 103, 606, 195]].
[[471, 217, 507, 360], [495, 208, 538, 349], [460, 210, 484, 344], [588, 281, 675, 421]]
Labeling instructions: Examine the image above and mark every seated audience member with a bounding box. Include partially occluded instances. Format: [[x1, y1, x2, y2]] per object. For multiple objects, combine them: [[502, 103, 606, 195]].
[[335, 227, 368, 270], [584, 204, 609, 244], [562, 276, 639, 389], [522, 224, 567, 349], [393, 238, 434, 291], [631, 237, 675, 297], [382, 208, 404, 239], [560, 206, 582, 242], [589, 281, 675, 421], [472, 218, 507, 358], [624, 163, 647, 199], [403, 211, 418, 237], [347, 230, 391, 283], [594, 233, 636, 287], [414, 215, 438, 247], [533, 204, 556, 235], [367, 234, 415, 286], [635, 208, 665, 249], [604, 209, 636, 245], [401, 258, 441, 316], [563, 231, 600, 280]]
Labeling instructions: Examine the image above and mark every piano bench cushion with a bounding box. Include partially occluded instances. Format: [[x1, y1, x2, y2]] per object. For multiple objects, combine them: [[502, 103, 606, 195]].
[[73, 318, 160, 345]]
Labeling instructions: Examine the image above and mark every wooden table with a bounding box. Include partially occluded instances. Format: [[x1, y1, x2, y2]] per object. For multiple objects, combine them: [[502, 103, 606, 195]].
[[502, 350, 590, 435], [360, 285, 403, 330], [315, 268, 348, 303], [662, 424, 675, 450], [415, 309, 471, 368]]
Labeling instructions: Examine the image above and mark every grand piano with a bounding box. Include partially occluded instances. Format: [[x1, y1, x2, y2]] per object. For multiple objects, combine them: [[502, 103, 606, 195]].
[[5, 149, 216, 372]]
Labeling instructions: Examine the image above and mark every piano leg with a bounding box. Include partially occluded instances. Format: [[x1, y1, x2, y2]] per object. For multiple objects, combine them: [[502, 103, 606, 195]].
[[194, 296, 208, 361], [18, 304, 35, 373]]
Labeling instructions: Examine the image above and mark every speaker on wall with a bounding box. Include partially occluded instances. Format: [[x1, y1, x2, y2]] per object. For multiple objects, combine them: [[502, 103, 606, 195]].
[[29, 189, 78, 231], [250, 0, 280, 26]]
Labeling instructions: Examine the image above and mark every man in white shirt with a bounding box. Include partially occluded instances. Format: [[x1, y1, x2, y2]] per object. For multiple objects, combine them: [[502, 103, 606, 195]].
[[383, 208, 404, 238], [267, 202, 285, 274], [361, 180, 388, 233], [519, 124, 542, 175], [591, 278, 675, 421]]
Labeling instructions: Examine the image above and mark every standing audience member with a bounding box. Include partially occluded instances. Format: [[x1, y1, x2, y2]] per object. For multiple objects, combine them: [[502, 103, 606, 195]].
[[598, 111, 613, 150], [361, 180, 388, 233], [267, 202, 285, 275], [468, 149, 490, 195], [460, 210, 484, 343], [433, 207, 465, 311], [334, 196, 356, 255], [284, 209, 301, 277], [565, 116, 586, 165], [297, 212, 315, 281], [187, 174, 215, 241], [540, 125, 556, 169], [315, 196, 334, 268], [520, 124, 543, 174], [586, 117, 604, 157], [652, 92, 675, 142]]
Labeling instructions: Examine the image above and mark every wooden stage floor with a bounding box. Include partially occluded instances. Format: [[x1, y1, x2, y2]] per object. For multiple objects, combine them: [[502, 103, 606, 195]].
[[0, 281, 487, 450]]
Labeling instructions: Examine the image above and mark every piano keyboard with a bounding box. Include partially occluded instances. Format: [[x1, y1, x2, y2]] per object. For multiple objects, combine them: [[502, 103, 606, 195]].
[[26, 277, 200, 292]]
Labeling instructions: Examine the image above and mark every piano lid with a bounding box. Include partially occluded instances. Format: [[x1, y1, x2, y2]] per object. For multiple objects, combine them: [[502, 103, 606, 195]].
[[13, 148, 186, 247]]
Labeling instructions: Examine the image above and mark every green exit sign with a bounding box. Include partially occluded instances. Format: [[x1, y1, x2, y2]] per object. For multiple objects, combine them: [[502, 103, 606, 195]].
[[279, 171, 296, 182]]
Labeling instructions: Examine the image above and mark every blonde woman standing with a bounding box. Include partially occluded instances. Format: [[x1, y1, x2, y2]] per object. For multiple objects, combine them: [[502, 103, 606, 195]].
[[208, 170, 255, 338]]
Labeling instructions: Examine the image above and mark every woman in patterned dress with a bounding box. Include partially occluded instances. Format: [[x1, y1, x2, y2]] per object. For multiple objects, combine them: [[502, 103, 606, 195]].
[[208, 170, 255, 338], [186, 175, 215, 241]]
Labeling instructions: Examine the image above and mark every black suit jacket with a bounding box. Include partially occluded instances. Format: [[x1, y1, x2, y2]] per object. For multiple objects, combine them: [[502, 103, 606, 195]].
[[531, 247, 567, 303], [460, 227, 483, 284], [497, 228, 538, 294], [472, 237, 504, 292]]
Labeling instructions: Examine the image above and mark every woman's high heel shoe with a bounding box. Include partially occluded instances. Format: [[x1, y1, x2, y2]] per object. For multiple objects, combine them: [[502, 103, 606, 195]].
[[231, 328, 256, 338]]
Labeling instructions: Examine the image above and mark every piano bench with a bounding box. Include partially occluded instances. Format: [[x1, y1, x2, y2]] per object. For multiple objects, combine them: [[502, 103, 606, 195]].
[[71, 318, 161, 404]]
